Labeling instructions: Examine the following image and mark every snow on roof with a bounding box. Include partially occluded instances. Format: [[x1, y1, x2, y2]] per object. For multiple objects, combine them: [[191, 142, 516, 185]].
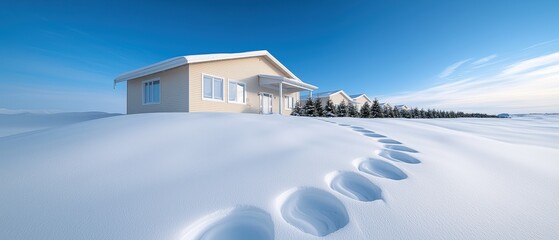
[[114, 50, 300, 84], [349, 93, 372, 102], [310, 90, 355, 103]]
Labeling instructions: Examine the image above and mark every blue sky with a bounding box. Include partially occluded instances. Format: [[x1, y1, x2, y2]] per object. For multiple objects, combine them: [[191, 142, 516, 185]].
[[1, 0, 558, 114]]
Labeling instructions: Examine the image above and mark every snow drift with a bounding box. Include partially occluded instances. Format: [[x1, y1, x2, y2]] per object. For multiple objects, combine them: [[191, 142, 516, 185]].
[[1, 113, 558, 239]]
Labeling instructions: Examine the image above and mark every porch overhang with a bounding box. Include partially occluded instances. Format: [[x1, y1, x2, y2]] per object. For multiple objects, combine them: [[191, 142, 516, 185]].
[[258, 74, 318, 92]]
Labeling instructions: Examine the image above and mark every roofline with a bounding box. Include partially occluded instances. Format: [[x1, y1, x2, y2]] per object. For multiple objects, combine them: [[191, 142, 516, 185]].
[[314, 90, 355, 103], [114, 50, 300, 84], [351, 94, 372, 102], [258, 74, 318, 90]]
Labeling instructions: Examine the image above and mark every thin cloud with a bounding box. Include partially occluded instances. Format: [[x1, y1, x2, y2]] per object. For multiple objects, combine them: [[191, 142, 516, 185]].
[[439, 59, 470, 78], [384, 51, 559, 114], [472, 54, 497, 65]]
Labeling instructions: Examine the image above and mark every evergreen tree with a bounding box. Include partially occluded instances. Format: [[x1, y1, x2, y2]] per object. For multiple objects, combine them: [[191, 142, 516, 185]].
[[419, 108, 426, 118], [383, 104, 393, 118], [360, 102, 371, 118], [291, 101, 302, 116], [314, 99, 324, 117], [393, 106, 401, 118], [337, 100, 348, 117], [348, 103, 358, 117], [371, 99, 383, 118], [324, 99, 336, 117], [412, 108, 420, 118], [303, 97, 315, 117]]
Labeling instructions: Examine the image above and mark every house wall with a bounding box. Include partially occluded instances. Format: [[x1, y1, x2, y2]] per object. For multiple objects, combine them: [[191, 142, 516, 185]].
[[127, 65, 189, 114], [188, 56, 300, 115], [354, 95, 371, 111], [319, 92, 352, 107]]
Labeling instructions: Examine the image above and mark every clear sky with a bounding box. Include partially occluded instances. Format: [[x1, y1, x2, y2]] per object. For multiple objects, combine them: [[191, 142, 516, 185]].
[[1, 0, 558, 114]]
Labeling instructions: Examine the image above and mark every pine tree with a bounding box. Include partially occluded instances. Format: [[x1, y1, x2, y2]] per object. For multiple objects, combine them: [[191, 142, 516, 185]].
[[412, 108, 420, 118], [360, 102, 371, 118], [348, 103, 358, 117], [393, 106, 401, 118], [314, 99, 324, 117], [383, 104, 393, 118], [419, 108, 426, 118], [371, 99, 383, 118], [291, 101, 302, 116], [324, 99, 336, 117], [337, 100, 348, 117], [303, 97, 315, 117]]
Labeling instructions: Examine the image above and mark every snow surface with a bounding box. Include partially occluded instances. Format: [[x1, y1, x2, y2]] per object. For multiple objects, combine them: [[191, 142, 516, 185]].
[[1, 113, 558, 239]]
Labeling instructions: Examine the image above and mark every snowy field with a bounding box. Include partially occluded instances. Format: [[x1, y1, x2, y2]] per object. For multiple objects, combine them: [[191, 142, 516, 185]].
[[1, 113, 558, 240]]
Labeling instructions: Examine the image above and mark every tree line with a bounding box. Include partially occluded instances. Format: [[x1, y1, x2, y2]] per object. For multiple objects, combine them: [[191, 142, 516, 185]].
[[291, 98, 497, 118]]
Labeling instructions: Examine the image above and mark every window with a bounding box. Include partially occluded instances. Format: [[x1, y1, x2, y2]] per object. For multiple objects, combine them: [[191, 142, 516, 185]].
[[202, 74, 224, 101], [143, 79, 160, 104], [228, 81, 246, 104], [285, 96, 294, 109]]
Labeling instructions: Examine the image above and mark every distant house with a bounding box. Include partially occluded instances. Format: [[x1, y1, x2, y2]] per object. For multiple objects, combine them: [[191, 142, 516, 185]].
[[395, 104, 410, 111], [349, 94, 372, 111], [114, 50, 318, 115], [311, 90, 355, 107]]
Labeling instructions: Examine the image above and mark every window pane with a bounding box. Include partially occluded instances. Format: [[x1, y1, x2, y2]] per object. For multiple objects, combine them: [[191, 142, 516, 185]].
[[144, 83, 149, 103], [203, 76, 213, 98], [237, 84, 245, 103], [214, 78, 223, 100], [229, 82, 237, 101], [153, 80, 160, 102]]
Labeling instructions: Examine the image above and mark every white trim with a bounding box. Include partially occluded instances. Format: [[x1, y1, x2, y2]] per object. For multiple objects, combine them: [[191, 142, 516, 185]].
[[227, 79, 247, 105], [142, 78, 161, 105], [201, 73, 225, 102], [350, 94, 372, 103], [114, 50, 303, 84], [284, 95, 295, 110], [314, 90, 356, 104], [259, 92, 273, 114]]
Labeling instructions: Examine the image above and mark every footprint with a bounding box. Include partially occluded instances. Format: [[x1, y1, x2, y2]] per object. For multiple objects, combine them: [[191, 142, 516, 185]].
[[325, 171, 382, 202], [378, 149, 421, 164], [338, 124, 350, 127], [378, 139, 402, 144], [355, 158, 408, 180], [384, 145, 418, 153], [363, 133, 386, 138], [181, 206, 274, 240], [277, 187, 349, 237], [354, 129, 375, 134], [350, 126, 365, 130]]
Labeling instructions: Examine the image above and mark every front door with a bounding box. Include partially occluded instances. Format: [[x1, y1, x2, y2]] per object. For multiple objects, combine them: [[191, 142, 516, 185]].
[[260, 93, 273, 114]]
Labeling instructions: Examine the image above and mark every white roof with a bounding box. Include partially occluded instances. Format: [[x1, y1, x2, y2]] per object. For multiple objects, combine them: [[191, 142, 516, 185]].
[[114, 50, 301, 84], [349, 93, 372, 102], [313, 90, 354, 102]]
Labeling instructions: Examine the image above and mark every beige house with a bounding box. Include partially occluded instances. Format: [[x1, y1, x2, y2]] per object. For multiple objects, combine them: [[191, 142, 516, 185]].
[[312, 90, 355, 107], [350, 93, 372, 110], [114, 50, 318, 115]]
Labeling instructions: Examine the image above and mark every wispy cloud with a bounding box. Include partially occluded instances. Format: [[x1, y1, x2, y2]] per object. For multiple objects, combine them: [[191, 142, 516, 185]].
[[471, 54, 497, 65], [439, 59, 470, 78], [384, 49, 559, 114]]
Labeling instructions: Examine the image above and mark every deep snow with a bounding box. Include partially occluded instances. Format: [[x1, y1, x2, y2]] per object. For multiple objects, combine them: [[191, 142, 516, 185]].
[[1, 113, 558, 239]]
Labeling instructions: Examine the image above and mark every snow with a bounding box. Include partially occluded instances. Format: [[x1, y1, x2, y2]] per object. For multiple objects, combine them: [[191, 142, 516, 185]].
[[1, 113, 558, 239]]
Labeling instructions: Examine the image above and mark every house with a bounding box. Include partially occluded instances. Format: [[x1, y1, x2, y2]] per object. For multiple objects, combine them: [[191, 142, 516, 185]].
[[311, 90, 355, 107], [114, 50, 318, 115], [349, 93, 372, 111], [395, 104, 410, 111]]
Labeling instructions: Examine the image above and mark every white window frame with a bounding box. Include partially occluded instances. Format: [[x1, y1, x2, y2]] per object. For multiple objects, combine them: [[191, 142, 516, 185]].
[[142, 78, 161, 105], [227, 80, 247, 104], [201, 73, 225, 102], [284, 95, 294, 110]]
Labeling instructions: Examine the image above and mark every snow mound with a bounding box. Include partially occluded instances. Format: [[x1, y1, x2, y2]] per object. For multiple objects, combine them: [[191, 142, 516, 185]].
[[325, 171, 383, 202], [181, 206, 273, 240], [277, 187, 349, 237], [378, 149, 421, 164], [356, 158, 408, 180]]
